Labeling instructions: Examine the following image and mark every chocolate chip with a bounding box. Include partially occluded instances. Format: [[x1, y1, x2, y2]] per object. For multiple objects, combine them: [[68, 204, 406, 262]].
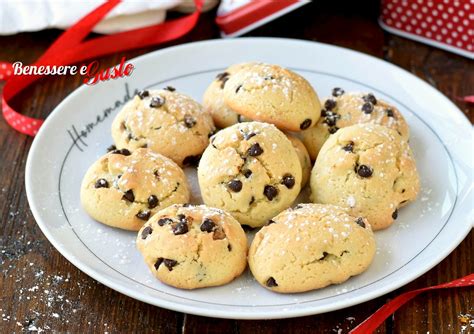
[[401, 189, 406, 194], [141, 226, 153, 239], [392, 209, 398, 220], [163, 259, 178, 271], [94, 178, 109, 188], [248, 143, 264, 156], [182, 155, 200, 166], [324, 114, 338, 127], [266, 220, 276, 226], [150, 96, 165, 108], [320, 109, 327, 117], [106, 144, 116, 152], [244, 132, 256, 140], [355, 217, 366, 228], [332, 87, 345, 97], [216, 72, 229, 81], [363, 93, 377, 105], [177, 214, 187, 223], [227, 244, 232, 251], [148, 195, 159, 209], [137, 90, 149, 99], [325, 99, 337, 110], [264, 185, 278, 200], [208, 129, 217, 138], [249, 196, 255, 205], [320, 252, 329, 260], [153, 170, 160, 179], [127, 133, 133, 141], [158, 218, 173, 226], [235, 84, 243, 93], [136, 210, 151, 221], [342, 141, 354, 152], [200, 218, 216, 232], [362, 102, 374, 114], [173, 222, 188, 235], [216, 72, 229, 88], [122, 189, 135, 202], [228, 180, 243, 192], [164, 86, 176, 92], [386, 108, 395, 117], [243, 169, 252, 178], [183, 115, 196, 128], [356, 164, 373, 178], [154, 258, 163, 270], [220, 77, 229, 89], [213, 227, 226, 240], [300, 118, 312, 130], [328, 126, 339, 134], [111, 148, 131, 156], [237, 114, 244, 123], [266, 277, 278, 287], [281, 174, 295, 189]]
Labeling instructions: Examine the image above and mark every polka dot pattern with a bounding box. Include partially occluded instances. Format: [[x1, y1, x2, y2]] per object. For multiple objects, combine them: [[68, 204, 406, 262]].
[[381, 0, 474, 53], [1, 61, 43, 136]]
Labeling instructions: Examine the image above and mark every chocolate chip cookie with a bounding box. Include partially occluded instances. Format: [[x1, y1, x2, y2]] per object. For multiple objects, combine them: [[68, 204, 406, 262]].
[[80, 148, 190, 231], [111, 88, 216, 166], [198, 122, 302, 227], [136, 204, 247, 289], [248, 204, 376, 293], [301, 90, 410, 160], [310, 123, 419, 230]]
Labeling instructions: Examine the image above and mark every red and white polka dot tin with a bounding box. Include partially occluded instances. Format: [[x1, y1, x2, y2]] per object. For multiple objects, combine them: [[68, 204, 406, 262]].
[[380, 0, 473, 59]]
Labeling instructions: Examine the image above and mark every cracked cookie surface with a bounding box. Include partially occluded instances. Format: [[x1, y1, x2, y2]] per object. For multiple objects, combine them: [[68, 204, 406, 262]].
[[248, 204, 376, 293], [301, 90, 410, 160], [310, 123, 419, 230], [203, 63, 254, 128], [80, 148, 190, 231], [111, 88, 216, 166], [198, 122, 302, 228], [222, 62, 321, 132], [136, 204, 247, 289]]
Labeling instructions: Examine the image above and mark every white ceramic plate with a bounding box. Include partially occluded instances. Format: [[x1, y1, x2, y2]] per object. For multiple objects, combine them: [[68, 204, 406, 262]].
[[26, 38, 473, 319]]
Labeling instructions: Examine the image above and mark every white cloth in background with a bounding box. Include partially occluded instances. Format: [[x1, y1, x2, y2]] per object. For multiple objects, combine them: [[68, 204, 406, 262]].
[[0, 0, 182, 35]]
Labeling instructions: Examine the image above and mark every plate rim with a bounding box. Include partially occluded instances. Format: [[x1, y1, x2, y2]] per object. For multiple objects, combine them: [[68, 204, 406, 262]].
[[25, 37, 473, 319]]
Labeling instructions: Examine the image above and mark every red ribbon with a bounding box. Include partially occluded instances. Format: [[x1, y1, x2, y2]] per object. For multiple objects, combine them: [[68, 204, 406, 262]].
[[350, 273, 474, 333], [0, 0, 203, 136]]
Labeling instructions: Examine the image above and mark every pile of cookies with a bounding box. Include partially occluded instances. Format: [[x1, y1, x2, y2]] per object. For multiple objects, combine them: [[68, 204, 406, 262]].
[[81, 62, 420, 293]]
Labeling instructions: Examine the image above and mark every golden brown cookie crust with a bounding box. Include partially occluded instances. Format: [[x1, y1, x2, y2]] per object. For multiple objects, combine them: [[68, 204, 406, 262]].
[[80, 148, 190, 231], [136, 204, 248, 289], [310, 123, 419, 230], [248, 204, 376, 293], [198, 122, 302, 227]]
